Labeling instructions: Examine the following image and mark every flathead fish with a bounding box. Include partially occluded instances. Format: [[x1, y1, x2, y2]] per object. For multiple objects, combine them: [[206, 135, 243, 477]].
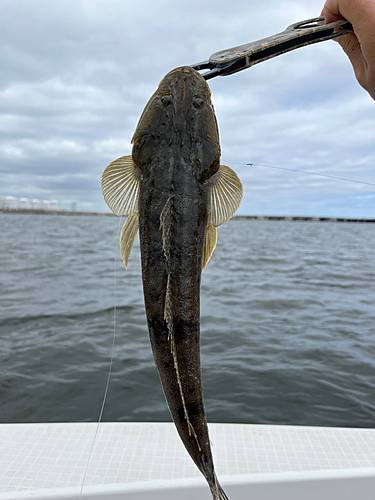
[[101, 66, 242, 500]]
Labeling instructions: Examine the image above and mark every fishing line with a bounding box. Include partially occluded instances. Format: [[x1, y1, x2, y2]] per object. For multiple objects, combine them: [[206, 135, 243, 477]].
[[79, 215, 122, 496], [246, 162, 375, 187]]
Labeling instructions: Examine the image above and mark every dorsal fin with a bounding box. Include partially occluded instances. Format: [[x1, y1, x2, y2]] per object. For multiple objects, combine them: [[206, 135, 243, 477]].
[[160, 194, 174, 268]]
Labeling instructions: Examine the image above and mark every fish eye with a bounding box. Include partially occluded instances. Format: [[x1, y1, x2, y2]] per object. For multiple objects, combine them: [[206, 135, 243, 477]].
[[193, 96, 204, 109], [161, 93, 172, 107]]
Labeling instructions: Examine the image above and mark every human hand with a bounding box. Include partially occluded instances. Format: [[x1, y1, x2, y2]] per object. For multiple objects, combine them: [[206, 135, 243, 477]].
[[321, 0, 375, 99]]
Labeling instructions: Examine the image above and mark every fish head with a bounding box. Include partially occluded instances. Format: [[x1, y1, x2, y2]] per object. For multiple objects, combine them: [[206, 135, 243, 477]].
[[132, 66, 220, 184]]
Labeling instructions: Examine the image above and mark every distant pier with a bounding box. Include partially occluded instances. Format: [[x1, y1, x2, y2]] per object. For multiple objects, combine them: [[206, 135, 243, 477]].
[[1, 209, 374, 223], [232, 215, 375, 223]]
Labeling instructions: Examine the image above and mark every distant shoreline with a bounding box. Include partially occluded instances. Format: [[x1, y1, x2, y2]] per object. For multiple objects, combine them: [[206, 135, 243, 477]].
[[1, 208, 374, 223], [0, 208, 115, 217], [233, 215, 375, 223]]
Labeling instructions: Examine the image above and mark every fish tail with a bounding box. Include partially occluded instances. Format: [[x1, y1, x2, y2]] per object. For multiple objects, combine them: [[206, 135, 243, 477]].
[[209, 479, 229, 500], [200, 459, 229, 500]]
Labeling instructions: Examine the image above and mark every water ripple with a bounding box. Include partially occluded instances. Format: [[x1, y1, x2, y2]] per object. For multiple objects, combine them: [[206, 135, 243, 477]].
[[1, 214, 374, 427]]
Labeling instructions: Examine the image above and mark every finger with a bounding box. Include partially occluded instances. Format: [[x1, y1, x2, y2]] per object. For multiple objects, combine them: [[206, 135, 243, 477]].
[[321, 7, 342, 23], [321, 0, 343, 23], [336, 33, 368, 87]]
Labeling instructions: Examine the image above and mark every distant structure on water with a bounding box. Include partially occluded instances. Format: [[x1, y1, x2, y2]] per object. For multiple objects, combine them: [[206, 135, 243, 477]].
[[0, 196, 59, 211]]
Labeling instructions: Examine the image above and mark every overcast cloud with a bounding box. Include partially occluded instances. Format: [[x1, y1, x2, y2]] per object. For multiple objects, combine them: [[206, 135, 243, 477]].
[[1, 0, 374, 216]]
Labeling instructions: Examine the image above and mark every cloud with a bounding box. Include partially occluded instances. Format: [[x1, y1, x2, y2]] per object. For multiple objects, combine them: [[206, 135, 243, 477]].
[[0, 0, 374, 215]]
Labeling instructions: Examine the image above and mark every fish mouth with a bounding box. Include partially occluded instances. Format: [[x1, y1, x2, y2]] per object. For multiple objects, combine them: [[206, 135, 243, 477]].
[[159, 65, 208, 85]]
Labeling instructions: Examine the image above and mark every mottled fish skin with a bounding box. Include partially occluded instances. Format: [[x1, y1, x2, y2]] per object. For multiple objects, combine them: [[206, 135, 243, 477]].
[[132, 67, 227, 499], [101, 65, 242, 499]]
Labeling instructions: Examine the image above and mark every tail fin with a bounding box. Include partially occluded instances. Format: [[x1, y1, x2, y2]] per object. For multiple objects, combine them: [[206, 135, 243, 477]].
[[209, 481, 229, 500], [199, 456, 229, 499]]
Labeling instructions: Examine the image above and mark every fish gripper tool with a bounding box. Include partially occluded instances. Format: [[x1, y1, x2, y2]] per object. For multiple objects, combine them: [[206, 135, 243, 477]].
[[191, 16, 353, 80]]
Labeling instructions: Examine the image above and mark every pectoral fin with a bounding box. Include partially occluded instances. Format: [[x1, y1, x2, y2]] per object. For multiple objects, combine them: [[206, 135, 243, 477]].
[[206, 165, 243, 227], [120, 213, 139, 269], [101, 155, 141, 268], [101, 155, 141, 216], [202, 166, 242, 270], [202, 225, 217, 271]]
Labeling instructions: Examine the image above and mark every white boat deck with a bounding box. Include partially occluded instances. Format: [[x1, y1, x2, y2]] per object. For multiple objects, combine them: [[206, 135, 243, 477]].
[[0, 422, 374, 499]]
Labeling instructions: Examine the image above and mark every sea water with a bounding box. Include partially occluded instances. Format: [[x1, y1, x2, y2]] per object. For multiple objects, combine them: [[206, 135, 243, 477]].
[[0, 213, 374, 427]]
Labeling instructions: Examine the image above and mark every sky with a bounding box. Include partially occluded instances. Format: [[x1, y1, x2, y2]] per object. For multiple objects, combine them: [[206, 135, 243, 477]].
[[1, 0, 374, 217]]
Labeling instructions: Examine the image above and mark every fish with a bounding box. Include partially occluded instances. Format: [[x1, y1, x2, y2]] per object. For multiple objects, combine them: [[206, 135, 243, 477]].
[[101, 66, 242, 500]]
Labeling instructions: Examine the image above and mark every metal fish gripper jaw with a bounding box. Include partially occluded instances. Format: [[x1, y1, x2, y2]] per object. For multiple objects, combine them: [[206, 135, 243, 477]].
[[191, 16, 353, 80]]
